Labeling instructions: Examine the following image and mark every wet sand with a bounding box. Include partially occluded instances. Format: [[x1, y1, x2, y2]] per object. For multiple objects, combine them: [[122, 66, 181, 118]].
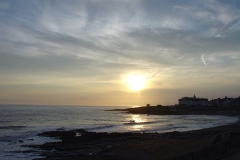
[[32, 107, 240, 160]]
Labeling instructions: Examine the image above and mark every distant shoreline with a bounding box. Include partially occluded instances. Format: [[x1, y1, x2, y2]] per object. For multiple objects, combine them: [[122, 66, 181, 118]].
[[107, 106, 240, 117]]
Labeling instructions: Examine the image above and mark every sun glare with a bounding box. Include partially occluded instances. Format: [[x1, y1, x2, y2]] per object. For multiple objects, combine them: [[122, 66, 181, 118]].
[[127, 75, 146, 91]]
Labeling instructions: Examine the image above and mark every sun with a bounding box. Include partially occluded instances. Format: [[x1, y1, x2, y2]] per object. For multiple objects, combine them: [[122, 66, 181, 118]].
[[127, 75, 146, 91]]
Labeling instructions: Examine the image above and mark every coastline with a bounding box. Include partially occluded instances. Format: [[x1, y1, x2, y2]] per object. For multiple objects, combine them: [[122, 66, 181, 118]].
[[108, 106, 240, 116], [29, 106, 240, 160]]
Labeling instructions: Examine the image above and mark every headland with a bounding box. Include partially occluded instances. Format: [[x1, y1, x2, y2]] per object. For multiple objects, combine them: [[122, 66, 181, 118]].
[[108, 105, 240, 116]]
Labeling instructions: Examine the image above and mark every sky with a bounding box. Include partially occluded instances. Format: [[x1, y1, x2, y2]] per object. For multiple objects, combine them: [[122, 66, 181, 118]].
[[1, 0, 240, 106]]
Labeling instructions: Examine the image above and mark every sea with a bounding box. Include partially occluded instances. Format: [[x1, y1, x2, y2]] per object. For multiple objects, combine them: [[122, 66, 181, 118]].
[[0, 104, 239, 160]]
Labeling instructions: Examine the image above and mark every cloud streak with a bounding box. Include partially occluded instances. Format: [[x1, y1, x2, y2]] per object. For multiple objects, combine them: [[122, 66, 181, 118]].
[[1, 0, 240, 105], [201, 54, 207, 66]]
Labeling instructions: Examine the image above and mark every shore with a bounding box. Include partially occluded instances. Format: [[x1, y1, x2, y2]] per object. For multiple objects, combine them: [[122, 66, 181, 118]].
[[29, 106, 240, 160], [108, 106, 240, 116]]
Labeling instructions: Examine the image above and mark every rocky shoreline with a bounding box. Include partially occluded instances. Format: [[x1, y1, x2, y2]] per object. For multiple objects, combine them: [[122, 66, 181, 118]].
[[28, 129, 161, 159], [24, 107, 240, 160], [27, 128, 210, 160], [27, 123, 240, 159]]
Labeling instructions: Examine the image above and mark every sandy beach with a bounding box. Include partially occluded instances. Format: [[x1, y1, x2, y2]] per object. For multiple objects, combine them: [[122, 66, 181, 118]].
[[28, 106, 240, 160]]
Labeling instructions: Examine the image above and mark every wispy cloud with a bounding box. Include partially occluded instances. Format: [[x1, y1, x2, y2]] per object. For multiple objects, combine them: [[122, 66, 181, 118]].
[[1, 0, 240, 105], [177, 54, 187, 60], [201, 54, 208, 66]]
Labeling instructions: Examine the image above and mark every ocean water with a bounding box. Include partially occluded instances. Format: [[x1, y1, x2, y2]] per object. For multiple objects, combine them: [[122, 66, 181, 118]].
[[0, 105, 239, 160]]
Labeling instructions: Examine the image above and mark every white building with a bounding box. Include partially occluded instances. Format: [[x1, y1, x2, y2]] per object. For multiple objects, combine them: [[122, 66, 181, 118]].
[[179, 94, 208, 107]]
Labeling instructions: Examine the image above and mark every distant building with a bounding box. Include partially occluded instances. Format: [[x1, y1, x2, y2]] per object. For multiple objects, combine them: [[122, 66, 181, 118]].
[[209, 96, 234, 108], [179, 94, 208, 107], [208, 98, 220, 107], [231, 97, 240, 109]]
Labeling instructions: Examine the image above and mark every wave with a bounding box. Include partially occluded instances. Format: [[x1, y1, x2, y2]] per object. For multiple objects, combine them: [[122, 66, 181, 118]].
[[123, 121, 155, 125], [141, 125, 188, 133], [123, 119, 170, 126], [86, 125, 116, 131], [0, 126, 26, 130]]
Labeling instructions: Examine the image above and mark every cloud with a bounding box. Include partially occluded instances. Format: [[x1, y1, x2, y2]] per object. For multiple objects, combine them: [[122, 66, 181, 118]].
[[0, 1, 10, 10], [1, 1, 240, 68], [201, 54, 207, 66], [1, 0, 240, 105]]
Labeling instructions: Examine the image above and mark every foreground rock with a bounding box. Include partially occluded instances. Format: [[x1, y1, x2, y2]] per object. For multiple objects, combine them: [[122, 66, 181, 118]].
[[24, 106, 240, 160], [25, 122, 240, 160], [30, 129, 161, 159]]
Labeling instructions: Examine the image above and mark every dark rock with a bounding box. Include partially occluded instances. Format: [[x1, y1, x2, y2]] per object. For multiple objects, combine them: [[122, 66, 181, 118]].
[[14, 150, 38, 153], [31, 129, 163, 159], [56, 127, 65, 131]]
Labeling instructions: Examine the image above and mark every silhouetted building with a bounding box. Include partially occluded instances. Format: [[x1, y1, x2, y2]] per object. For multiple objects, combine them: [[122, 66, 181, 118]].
[[179, 94, 208, 107], [231, 97, 240, 109], [209, 96, 234, 108]]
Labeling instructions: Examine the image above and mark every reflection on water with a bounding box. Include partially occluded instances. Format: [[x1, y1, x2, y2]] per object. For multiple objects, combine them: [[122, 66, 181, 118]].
[[129, 114, 146, 123], [127, 115, 146, 131], [132, 106, 140, 108], [132, 124, 144, 131]]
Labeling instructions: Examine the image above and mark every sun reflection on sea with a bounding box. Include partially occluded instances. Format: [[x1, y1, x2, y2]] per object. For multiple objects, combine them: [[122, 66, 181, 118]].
[[130, 114, 146, 123], [127, 115, 146, 131], [132, 124, 144, 131]]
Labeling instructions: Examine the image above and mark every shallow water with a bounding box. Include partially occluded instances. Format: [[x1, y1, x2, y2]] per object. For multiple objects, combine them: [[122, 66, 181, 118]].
[[0, 105, 238, 159]]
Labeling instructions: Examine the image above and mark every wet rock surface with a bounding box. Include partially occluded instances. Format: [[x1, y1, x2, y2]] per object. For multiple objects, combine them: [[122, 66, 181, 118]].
[[25, 108, 240, 160], [30, 129, 160, 159], [26, 123, 240, 160]]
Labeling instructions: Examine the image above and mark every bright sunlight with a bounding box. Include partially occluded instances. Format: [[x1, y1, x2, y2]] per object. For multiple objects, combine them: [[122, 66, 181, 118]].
[[127, 75, 146, 91]]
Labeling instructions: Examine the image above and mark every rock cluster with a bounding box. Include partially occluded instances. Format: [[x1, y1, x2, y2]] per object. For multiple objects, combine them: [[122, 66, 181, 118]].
[[31, 129, 160, 159]]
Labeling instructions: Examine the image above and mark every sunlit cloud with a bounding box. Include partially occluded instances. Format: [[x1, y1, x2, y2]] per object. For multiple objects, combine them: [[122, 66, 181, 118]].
[[201, 54, 207, 66], [1, 0, 240, 105]]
